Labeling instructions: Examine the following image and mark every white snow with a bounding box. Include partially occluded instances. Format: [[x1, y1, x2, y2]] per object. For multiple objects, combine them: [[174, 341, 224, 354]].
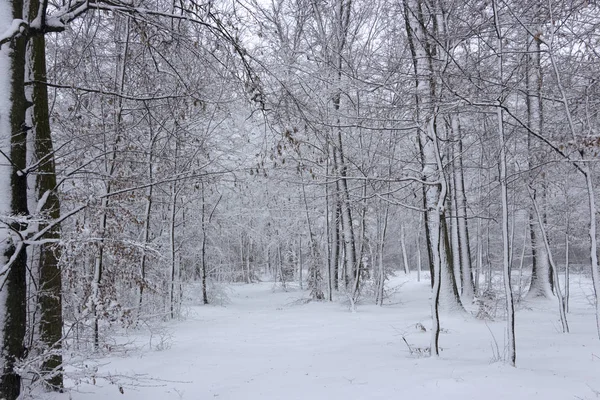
[[46, 274, 600, 400], [29, 16, 65, 31], [0, 18, 24, 45]]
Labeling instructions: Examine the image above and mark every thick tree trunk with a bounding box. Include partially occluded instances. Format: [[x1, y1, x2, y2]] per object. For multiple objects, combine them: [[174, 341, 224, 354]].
[[0, 1, 29, 397], [525, 26, 552, 300], [404, 0, 465, 354], [29, 8, 64, 387]]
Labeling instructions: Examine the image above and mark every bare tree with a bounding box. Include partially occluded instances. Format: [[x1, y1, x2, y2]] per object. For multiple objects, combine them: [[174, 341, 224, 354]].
[[492, 0, 516, 366]]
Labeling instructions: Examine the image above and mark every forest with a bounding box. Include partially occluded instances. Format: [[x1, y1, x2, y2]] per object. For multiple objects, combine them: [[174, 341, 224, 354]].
[[0, 0, 599, 398]]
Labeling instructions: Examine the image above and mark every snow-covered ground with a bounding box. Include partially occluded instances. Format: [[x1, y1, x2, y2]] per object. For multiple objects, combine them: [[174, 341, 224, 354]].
[[48, 273, 600, 399]]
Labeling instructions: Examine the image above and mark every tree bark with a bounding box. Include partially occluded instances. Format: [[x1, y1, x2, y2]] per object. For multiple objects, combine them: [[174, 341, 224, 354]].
[[400, 225, 409, 275], [493, 0, 516, 366], [169, 181, 178, 318], [451, 115, 474, 300], [29, 1, 64, 386], [0, 1, 29, 396], [525, 21, 552, 299], [531, 190, 569, 333], [201, 182, 208, 304], [138, 109, 157, 314]]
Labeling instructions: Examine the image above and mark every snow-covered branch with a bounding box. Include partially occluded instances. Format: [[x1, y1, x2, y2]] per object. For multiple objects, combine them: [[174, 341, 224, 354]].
[[0, 19, 27, 48]]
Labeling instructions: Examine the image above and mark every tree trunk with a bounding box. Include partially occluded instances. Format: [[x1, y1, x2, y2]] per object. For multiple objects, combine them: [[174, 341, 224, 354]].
[[325, 167, 333, 301], [334, 137, 358, 297], [531, 191, 569, 333], [314, 0, 358, 301], [400, 225, 409, 275], [404, 0, 461, 354], [29, 6, 64, 387], [498, 103, 516, 366], [564, 221, 570, 313], [246, 238, 252, 284], [377, 197, 390, 305], [448, 172, 462, 292], [451, 115, 474, 300], [440, 212, 462, 308], [298, 237, 303, 290], [527, 204, 553, 298], [332, 201, 341, 291], [493, 0, 516, 366], [299, 167, 323, 299], [0, 2, 29, 396], [201, 182, 208, 304], [584, 170, 600, 338], [416, 214, 422, 282], [525, 21, 552, 300], [170, 182, 177, 319], [543, 22, 600, 337], [138, 111, 157, 314], [92, 15, 130, 345]]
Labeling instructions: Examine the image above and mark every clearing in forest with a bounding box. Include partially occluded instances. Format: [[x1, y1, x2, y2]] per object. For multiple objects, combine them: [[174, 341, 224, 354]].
[[47, 273, 600, 400]]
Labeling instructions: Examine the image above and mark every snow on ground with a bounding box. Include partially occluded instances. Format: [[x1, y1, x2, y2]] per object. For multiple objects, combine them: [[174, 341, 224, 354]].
[[48, 273, 600, 400]]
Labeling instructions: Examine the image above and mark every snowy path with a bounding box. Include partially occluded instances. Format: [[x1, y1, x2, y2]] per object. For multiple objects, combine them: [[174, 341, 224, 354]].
[[53, 275, 600, 400]]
